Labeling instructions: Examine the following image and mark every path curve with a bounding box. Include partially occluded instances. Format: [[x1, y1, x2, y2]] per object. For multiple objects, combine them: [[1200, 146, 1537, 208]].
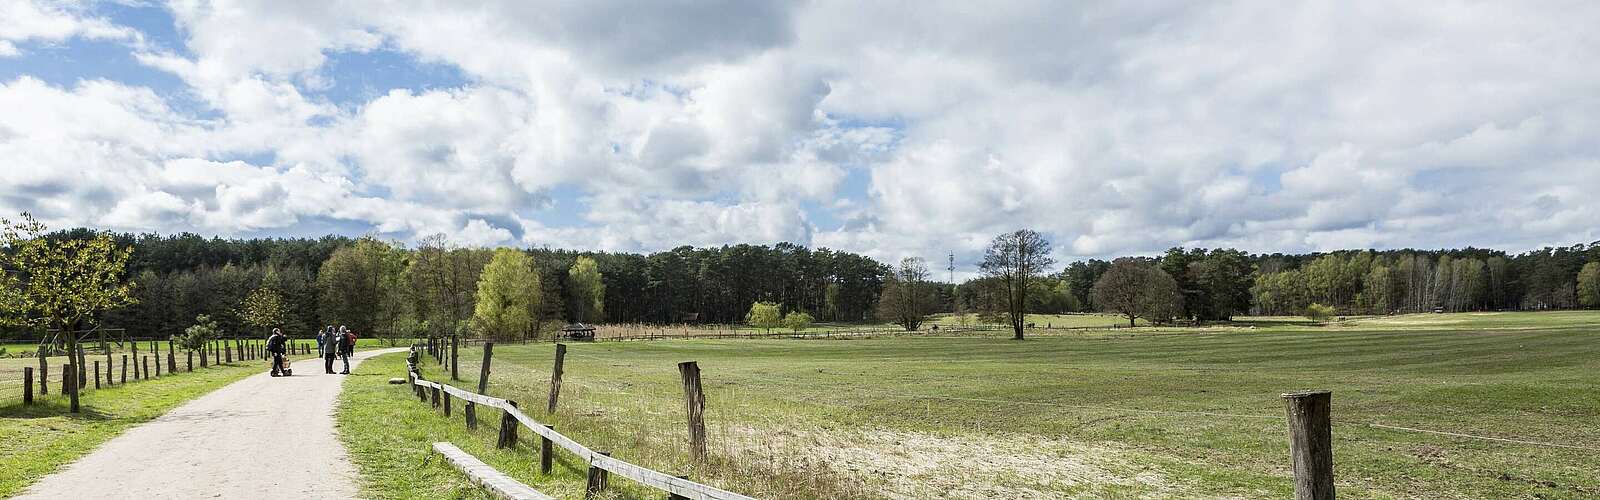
[[16, 347, 407, 500]]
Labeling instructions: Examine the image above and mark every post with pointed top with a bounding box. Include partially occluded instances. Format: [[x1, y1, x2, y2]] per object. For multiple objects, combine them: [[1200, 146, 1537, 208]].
[[678, 361, 707, 463], [1283, 390, 1334, 500]]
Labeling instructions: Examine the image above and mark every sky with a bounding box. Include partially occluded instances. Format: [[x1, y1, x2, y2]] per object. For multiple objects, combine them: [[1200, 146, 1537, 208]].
[[2, 1, 1598, 275]]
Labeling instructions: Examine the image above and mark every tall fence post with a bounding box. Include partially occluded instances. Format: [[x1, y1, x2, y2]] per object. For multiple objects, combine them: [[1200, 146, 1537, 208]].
[[225, 340, 232, 363], [540, 425, 555, 474], [143, 356, 151, 379], [120, 355, 127, 384], [77, 344, 87, 388], [187, 351, 193, 372], [132, 342, 141, 379], [679, 361, 708, 463], [154, 349, 162, 377], [64, 363, 78, 412], [38, 356, 47, 395], [466, 342, 494, 430], [168, 340, 176, 373], [23, 367, 34, 405], [94, 361, 101, 389], [497, 400, 519, 449], [1283, 390, 1335, 500], [548, 343, 566, 414], [450, 334, 460, 381], [585, 451, 611, 499]]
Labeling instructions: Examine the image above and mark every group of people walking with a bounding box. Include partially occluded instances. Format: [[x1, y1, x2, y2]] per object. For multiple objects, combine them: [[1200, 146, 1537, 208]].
[[262, 326, 358, 377]]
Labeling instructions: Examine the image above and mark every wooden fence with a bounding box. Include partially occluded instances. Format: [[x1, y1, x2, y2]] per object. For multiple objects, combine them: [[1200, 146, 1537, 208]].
[[405, 345, 754, 500], [5, 338, 367, 406]]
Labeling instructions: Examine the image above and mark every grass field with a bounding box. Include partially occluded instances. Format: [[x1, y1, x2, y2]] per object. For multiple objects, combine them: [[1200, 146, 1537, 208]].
[[344, 311, 1599, 498]]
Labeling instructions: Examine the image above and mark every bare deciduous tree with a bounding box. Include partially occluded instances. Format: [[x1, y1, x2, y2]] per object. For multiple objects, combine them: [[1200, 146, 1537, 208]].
[[980, 230, 1054, 340]]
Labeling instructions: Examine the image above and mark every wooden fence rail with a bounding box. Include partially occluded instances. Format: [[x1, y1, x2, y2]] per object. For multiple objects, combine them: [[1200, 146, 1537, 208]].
[[407, 347, 755, 500]]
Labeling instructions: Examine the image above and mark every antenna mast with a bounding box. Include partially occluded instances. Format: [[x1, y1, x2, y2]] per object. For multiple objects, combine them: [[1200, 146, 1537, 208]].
[[947, 253, 955, 284]]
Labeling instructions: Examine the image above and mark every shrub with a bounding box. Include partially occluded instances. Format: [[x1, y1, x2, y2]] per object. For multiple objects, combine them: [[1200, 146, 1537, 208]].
[[782, 311, 814, 332]]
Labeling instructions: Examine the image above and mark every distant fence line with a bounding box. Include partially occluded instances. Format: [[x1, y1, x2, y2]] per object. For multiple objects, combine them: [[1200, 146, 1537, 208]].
[[3, 339, 387, 406]]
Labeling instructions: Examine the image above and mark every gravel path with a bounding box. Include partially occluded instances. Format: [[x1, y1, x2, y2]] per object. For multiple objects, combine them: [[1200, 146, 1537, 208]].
[[15, 347, 406, 500]]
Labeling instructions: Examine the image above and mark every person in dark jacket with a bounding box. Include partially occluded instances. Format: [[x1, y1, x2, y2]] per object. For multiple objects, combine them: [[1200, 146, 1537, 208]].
[[266, 328, 288, 377], [337, 327, 356, 374]]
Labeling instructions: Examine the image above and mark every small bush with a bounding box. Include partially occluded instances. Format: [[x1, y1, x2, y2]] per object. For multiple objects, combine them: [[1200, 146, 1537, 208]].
[[782, 311, 814, 332]]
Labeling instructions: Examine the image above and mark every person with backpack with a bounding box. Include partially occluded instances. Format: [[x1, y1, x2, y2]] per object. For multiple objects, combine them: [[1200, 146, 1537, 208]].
[[266, 328, 288, 377], [321, 326, 341, 374]]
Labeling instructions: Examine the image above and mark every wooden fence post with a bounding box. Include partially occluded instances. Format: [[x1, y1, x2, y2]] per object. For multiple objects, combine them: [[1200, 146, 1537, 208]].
[[64, 363, 77, 412], [540, 425, 554, 474], [143, 356, 151, 379], [94, 361, 101, 389], [187, 351, 193, 372], [585, 451, 611, 498], [466, 342, 494, 430], [168, 340, 176, 373], [77, 344, 87, 388], [451, 334, 460, 381], [1283, 390, 1335, 500], [120, 355, 127, 384], [154, 350, 161, 377], [431, 386, 441, 408], [548, 343, 566, 414], [132, 343, 141, 379], [443, 390, 453, 417], [38, 357, 47, 395], [497, 400, 519, 449], [679, 361, 708, 463], [225, 340, 232, 363], [23, 367, 33, 405]]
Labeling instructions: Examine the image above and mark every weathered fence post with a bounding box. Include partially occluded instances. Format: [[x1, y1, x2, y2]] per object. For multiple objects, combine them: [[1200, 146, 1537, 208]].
[[187, 351, 193, 372], [120, 355, 127, 384], [131, 342, 141, 379], [466, 342, 494, 430], [94, 361, 101, 389], [679, 361, 708, 463], [168, 340, 176, 373], [450, 334, 460, 381], [64, 363, 77, 412], [143, 356, 150, 379], [540, 425, 554, 474], [585, 451, 611, 498], [154, 349, 162, 377], [23, 367, 34, 405], [548, 343, 566, 414], [497, 400, 520, 449], [225, 340, 233, 363], [77, 344, 87, 387], [431, 385, 441, 408], [38, 356, 47, 395], [1283, 390, 1335, 500], [443, 390, 453, 417]]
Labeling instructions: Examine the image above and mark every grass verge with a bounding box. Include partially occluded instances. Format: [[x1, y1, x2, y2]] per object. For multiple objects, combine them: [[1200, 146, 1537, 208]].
[[0, 359, 279, 496]]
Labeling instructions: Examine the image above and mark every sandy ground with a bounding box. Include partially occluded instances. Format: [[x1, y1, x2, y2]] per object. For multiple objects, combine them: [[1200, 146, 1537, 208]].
[[15, 347, 406, 500]]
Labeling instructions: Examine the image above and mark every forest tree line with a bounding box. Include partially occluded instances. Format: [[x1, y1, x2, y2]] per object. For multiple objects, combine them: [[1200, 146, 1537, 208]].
[[7, 226, 1600, 342]]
